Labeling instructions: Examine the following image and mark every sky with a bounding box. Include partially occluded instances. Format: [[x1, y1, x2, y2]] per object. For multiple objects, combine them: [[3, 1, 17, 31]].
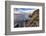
[[14, 8, 36, 14]]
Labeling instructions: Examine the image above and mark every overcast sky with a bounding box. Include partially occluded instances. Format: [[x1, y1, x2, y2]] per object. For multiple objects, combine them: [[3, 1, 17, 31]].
[[14, 8, 36, 14]]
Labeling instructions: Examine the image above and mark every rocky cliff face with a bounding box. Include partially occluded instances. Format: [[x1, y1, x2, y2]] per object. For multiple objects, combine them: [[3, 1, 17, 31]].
[[25, 9, 39, 27]]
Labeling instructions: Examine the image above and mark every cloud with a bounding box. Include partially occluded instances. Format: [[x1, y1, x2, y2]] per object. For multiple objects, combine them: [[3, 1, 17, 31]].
[[14, 8, 36, 13]]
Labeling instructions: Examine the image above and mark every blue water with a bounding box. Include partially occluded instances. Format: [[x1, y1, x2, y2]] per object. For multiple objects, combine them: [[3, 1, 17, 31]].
[[14, 14, 28, 22]]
